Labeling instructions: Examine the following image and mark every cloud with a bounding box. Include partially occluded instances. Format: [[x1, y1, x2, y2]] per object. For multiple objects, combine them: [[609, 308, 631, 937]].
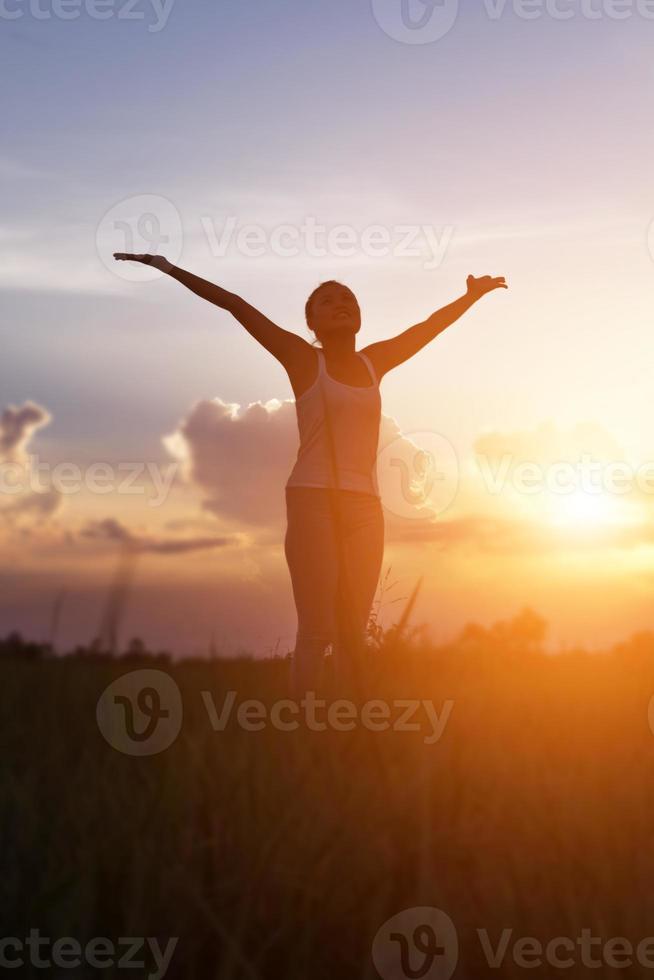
[[0, 401, 63, 532], [164, 396, 419, 528], [470, 419, 654, 524], [383, 421, 653, 555], [390, 510, 654, 555], [0, 401, 51, 462], [80, 517, 241, 555], [0, 487, 62, 524], [474, 421, 625, 467], [164, 397, 298, 527], [390, 513, 556, 553]]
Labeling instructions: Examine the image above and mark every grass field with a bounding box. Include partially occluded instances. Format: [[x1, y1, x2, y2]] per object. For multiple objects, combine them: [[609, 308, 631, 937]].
[[2, 616, 654, 979]]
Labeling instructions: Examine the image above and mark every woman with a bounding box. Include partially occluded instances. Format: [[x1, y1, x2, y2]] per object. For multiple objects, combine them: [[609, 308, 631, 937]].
[[114, 253, 507, 688]]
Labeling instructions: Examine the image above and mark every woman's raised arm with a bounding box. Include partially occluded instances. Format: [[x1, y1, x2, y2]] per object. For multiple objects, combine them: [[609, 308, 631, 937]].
[[362, 274, 507, 379], [113, 253, 310, 367]]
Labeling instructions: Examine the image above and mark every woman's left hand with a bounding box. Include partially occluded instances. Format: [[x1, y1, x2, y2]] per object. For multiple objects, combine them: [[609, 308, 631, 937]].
[[466, 274, 508, 299]]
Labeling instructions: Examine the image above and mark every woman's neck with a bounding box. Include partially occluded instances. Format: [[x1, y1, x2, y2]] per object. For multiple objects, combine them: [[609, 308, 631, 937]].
[[321, 335, 356, 360]]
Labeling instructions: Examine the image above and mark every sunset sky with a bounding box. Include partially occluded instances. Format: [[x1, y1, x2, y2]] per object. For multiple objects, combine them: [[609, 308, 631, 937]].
[[2, 1, 654, 654]]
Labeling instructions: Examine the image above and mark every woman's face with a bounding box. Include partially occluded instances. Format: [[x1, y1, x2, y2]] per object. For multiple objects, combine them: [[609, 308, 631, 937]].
[[308, 283, 361, 340]]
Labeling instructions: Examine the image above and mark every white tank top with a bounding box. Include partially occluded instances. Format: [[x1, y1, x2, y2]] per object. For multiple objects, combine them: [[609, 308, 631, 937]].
[[286, 348, 382, 498]]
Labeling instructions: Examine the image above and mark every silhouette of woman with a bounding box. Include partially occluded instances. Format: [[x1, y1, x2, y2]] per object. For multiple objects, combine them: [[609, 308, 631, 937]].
[[114, 253, 506, 689]]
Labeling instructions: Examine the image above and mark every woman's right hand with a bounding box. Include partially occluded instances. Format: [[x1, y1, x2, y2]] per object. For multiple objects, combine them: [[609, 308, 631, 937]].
[[113, 253, 173, 273]]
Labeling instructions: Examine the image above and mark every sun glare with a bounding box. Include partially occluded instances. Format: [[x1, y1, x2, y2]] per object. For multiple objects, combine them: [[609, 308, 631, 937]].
[[545, 489, 626, 529]]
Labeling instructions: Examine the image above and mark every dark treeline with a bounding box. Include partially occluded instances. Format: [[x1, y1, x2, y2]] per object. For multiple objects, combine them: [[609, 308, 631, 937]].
[[2, 607, 654, 663], [0, 630, 173, 664]]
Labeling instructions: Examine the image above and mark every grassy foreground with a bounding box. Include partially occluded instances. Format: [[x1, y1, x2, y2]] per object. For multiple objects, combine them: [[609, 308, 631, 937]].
[[2, 621, 654, 979]]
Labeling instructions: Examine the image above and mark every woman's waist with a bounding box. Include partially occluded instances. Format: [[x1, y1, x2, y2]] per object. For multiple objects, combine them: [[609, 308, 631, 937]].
[[286, 461, 380, 493], [286, 468, 381, 497], [290, 433, 380, 467], [285, 484, 380, 499]]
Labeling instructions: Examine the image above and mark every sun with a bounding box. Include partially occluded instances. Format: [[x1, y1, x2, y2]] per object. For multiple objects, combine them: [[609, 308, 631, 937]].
[[545, 489, 624, 528]]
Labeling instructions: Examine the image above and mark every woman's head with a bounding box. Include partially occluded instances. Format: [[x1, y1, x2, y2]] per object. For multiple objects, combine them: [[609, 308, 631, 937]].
[[305, 281, 361, 345]]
